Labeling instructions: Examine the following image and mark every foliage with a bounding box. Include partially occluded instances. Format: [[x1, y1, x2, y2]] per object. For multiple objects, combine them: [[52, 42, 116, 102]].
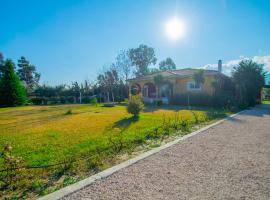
[[97, 67, 120, 102], [171, 93, 212, 107], [262, 87, 270, 100], [232, 60, 266, 106], [0, 144, 25, 189], [0, 60, 27, 107], [114, 50, 133, 82], [159, 57, 176, 71], [128, 44, 157, 77], [65, 109, 72, 115], [0, 52, 4, 79], [90, 97, 98, 105], [127, 95, 144, 116], [17, 56, 40, 94], [192, 69, 205, 86]]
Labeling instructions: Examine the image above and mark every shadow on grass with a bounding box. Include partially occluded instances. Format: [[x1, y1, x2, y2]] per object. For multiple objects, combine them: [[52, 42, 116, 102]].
[[143, 104, 221, 113], [113, 116, 139, 128]]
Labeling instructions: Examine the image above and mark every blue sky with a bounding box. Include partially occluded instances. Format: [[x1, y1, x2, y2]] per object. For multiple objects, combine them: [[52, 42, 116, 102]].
[[1, 0, 270, 85]]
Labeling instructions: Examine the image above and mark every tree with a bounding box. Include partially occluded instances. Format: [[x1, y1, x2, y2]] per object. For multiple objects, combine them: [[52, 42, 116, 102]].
[[115, 50, 133, 83], [159, 57, 176, 71], [127, 95, 144, 117], [193, 69, 205, 86], [129, 44, 157, 77], [0, 59, 27, 107], [153, 74, 165, 98], [97, 67, 119, 102], [232, 60, 265, 106], [17, 56, 40, 94], [0, 52, 4, 78]]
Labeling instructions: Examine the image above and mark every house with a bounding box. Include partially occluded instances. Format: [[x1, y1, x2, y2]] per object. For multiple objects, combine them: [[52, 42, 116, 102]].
[[128, 60, 226, 104]]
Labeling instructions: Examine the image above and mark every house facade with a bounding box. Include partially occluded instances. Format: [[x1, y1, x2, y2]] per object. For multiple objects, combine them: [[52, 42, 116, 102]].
[[128, 61, 225, 104]]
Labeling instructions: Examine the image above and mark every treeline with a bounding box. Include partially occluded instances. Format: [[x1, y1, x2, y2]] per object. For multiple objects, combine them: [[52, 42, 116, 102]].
[[0, 44, 267, 108], [0, 44, 177, 107]]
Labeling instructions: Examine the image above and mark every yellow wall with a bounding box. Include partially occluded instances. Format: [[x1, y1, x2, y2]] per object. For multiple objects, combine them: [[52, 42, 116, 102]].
[[129, 75, 216, 97]]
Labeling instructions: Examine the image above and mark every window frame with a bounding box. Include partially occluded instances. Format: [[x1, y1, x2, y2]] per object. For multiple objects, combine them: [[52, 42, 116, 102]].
[[186, 81, 202, 91]]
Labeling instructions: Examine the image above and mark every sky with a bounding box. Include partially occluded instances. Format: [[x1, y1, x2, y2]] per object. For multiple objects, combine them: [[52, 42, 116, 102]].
[[0, 0, 270, 85]]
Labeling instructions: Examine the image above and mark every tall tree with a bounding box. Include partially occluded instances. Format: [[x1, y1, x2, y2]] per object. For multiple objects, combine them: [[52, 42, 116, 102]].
[[159, 57, 176, 71], [17, 56, 40, 94], [115, 50, 133, 82], [0, 52, 4, 78], [97, 67, 119, 102], [129, 44, 157, 77], [0, 59, 27, 107], [232, 60, 265, 106]]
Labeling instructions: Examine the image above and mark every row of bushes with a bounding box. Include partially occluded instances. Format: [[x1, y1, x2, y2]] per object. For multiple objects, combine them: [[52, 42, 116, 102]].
[[170, 93, 236, 109], [30, 96, 99, 105]]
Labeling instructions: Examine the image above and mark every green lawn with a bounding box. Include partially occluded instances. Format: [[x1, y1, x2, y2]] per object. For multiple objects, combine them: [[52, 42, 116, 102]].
[[0, 104, 229, 199], [262, 100, 270, 104]]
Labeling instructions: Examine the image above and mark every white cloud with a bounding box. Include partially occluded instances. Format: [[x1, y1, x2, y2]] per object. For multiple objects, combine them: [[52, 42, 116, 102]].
[[201, 55, 270, 76]]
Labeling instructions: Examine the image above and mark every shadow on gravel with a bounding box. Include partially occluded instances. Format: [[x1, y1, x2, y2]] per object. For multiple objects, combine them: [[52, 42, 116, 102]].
[[240, 105, 270, 118], [226, 116, 244, 123]]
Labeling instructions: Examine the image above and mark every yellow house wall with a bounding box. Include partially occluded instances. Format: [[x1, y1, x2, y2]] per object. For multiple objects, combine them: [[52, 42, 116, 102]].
[[172, 75, 216, 96], [129, 75, 216, 97]]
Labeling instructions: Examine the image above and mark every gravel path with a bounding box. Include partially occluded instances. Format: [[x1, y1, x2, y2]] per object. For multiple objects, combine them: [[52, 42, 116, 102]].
[[64, 105, 270, 200]]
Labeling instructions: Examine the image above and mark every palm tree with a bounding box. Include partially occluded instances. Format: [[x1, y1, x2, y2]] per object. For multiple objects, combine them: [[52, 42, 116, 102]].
[[193, 69, 205, 87]]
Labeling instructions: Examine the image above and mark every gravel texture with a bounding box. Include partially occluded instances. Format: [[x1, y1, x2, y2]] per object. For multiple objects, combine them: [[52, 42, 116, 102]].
[[64, 105, 270, 200]]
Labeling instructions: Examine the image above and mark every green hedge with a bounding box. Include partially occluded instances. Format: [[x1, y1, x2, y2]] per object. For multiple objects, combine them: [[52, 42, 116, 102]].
[[170, 93, 235, 108]]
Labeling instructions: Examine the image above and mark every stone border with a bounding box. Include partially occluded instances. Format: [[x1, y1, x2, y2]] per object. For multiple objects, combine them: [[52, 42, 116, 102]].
[[39, 110, 246, 200]]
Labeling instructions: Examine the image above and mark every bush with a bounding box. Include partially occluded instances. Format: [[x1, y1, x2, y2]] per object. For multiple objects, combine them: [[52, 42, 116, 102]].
[[65, 109, 72, 115], [154, 100, 163, 106], [31, 97, 44, 105], [127, 95, 144, 117], [90, 97, 98, 105], [81, 96, 91, 104], [170, 93, 212, 107]]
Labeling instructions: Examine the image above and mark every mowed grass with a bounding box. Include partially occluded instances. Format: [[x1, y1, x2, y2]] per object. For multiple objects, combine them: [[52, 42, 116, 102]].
[[0, 104, 231, 198], [0, 104, 209, 167], [262, 100, 270, 104]]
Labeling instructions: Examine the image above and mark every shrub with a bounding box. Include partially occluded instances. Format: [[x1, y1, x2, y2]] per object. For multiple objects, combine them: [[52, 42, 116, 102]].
[[127, 95, 144, 117], [81, 96, 91, 104], [90, 97, 98, 106], [103, 103, 115, 107], [170, 93, 212, 107], [31, 97, 44, 105], [65, 109, 72, 115], [154, 99, 163, 106]]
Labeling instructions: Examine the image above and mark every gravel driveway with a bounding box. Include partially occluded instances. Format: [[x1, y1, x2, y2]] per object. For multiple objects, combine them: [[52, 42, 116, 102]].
[[64, 105, 270, 200]]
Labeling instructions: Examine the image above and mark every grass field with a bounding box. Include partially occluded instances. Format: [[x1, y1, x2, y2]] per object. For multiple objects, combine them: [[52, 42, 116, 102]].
[[0, 104, 230, 198], [262, 100, 270, 104]]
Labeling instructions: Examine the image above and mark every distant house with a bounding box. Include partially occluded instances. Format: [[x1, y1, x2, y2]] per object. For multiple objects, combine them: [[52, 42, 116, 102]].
[[128, 60, 227, 104]]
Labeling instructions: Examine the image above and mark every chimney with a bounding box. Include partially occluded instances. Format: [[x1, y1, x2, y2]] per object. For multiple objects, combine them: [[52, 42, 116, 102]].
[[218, 60, 222, 73]]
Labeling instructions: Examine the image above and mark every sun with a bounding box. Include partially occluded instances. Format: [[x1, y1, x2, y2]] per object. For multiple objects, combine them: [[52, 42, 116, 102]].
[[165, 17, 186, 41]]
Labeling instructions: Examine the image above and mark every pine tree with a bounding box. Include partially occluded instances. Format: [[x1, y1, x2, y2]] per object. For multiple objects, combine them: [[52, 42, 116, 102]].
[[17, 56, 40, 94], [0, 59, 27, 107]]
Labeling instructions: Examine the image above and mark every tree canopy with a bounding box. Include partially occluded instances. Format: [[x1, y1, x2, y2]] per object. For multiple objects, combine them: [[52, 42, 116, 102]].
[[159, 57, 176, 71], [129, 44, 157, 77], [232, 60, 266, 106], [0, 59, 27, 107], [192, 69, 205, 86], [17, 56, 40, 93]]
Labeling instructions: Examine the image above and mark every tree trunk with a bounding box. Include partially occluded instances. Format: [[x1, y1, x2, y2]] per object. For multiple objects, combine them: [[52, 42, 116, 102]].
[[112, 92, 115, 102]]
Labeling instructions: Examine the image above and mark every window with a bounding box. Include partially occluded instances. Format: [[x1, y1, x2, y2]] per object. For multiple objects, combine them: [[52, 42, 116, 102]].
[[187, 82, 201, 91]]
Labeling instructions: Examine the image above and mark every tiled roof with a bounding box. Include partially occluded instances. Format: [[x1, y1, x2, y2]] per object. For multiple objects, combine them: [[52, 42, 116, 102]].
[[128, 68, 222, 82]]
